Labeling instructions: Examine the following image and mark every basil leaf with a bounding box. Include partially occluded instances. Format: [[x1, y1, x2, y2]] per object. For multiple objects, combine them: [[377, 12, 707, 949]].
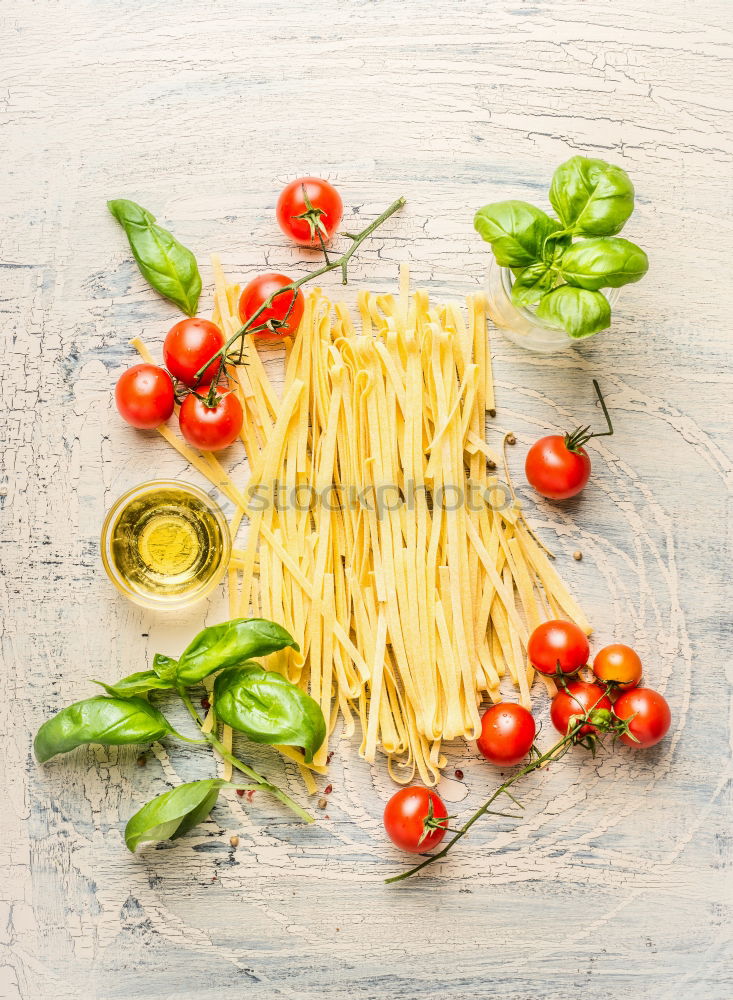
[[34, 697, 174, 763], [152, 654, 179, 682], [543, 232, 571, 266], [174, 618, 299, 686], [213, 664, 326, 763], [108, 199, 201, 316], [91, 670, 174, 699], [559, 237, 649, 290], [474, 201, 565, 267], [549, 157, 635, 236], [535, 286, 611, 339], [125, 779, 232, 851], [511, 262, 556, 308]]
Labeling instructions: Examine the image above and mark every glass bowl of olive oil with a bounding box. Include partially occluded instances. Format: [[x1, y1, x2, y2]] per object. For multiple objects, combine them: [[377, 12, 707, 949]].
[[100, 480, 231, 611]]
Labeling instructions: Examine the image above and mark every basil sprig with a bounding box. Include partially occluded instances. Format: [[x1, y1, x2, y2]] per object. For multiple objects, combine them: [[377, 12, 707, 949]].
[[474, 155, 648, 338], [214, 664, 326, 763], [108, 198, 201, 316], [34, 617, 319, 849]]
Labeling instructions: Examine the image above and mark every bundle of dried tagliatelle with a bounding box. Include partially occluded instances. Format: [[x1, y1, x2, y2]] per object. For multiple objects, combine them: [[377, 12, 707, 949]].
[[134, 259, 590, 787]]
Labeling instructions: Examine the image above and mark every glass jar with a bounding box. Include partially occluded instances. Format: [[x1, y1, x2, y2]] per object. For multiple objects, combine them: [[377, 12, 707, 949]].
[[484, 257, 620, 353]]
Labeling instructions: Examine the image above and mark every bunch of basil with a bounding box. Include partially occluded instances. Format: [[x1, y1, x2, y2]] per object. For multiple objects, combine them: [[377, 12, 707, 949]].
[[34, 618, 326, 851], [474, 156, 649, 338]]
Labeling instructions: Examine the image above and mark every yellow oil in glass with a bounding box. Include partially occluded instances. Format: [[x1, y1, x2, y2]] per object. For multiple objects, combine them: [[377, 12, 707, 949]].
[[106, 485, 228, 606]]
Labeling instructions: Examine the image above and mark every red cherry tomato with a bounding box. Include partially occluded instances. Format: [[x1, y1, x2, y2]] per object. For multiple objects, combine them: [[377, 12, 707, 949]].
[[163, 319, 225, 387], [613, 688, 671, 749], [525, 435, 591, 500], [178, 388, 243, 452], [276, 177, 343, 246], [527, 620, 590, 676], [238, 273, 305, 340], [477, 703, 536, 767], [383, 787, 448, 854], [115, 364, 175, 429], [592, 644, 643, 691], [551, 681, 612, 738]]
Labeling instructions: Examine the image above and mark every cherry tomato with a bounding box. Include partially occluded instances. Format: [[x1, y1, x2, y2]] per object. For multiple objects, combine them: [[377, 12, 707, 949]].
[[613, 688, 671, 749], [527, 620, 590, 676], [383, 787, 448, 854], [525, 435, 591, 500], [115, 364, 175, 429], [551, 681, 612, 738], [178, 388, 243, 452], [477, 703, 536, 767], [163, 319, 225, 387], [592, 644, 643, 691], [276, 177, 343, 246], [238, 273, 305, 340]]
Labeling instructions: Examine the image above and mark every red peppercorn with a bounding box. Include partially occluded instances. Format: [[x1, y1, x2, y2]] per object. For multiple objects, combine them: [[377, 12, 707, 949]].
[[324, 784, 333, 795], [201, 698, 211, 710], [454, 769, 464, 780]]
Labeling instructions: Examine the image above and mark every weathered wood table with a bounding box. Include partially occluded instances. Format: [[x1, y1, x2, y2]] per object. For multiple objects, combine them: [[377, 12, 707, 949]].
[[2, 1, 731, 997]]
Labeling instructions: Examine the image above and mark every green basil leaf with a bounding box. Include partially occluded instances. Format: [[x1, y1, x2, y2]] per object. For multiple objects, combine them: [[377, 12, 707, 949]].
[[108, 199, 201, 316], [34, 697, 174, 763], [535, 286, 611, 339], [91, 670, 174, 699], [543, 232, 571, 266], [213, 664, 326, 763], [511, 262, 557, 308], [152, 654, 179, 682], [559, 237, 649, 290], [549, 157, 635, 236], [174, 618, 299, 686], [474, 201, 565, 267], [125, 779, 230, 851]]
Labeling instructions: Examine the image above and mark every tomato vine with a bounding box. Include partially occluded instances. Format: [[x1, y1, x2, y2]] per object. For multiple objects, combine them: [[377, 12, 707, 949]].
[[193, 195, 406, 383]]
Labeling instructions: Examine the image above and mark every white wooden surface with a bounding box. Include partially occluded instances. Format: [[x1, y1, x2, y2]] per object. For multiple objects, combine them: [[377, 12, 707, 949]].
[[2, 1, 732, 997]]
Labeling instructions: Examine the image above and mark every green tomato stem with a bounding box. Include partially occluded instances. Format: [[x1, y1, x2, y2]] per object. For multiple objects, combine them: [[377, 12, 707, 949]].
[[386, 683, 620, 884], [385, 730, 578, 884], [193, 196, 406, 382], [176, 687, 314, 824], [591, 378, 614, 437], [565, 379, 614, 451]]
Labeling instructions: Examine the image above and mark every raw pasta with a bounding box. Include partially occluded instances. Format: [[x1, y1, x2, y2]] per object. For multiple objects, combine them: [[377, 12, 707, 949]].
[[136, 263, 591, 786]]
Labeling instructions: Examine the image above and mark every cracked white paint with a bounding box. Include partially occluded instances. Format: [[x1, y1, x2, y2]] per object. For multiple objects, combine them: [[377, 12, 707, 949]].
[[1, 0, 732, 997]]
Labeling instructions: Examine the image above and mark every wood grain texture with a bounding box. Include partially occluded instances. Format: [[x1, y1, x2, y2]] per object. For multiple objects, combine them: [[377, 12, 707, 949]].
[[1, 1, 732, 997]]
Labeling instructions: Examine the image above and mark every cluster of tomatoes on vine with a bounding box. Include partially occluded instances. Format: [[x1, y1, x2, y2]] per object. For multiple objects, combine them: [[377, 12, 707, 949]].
[[384, 620, 672, 856], [114, 178, 344, 450]]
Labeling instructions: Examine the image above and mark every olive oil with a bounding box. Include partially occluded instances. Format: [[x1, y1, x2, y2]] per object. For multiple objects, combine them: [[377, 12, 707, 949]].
[[101, 481, 230, 609]]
